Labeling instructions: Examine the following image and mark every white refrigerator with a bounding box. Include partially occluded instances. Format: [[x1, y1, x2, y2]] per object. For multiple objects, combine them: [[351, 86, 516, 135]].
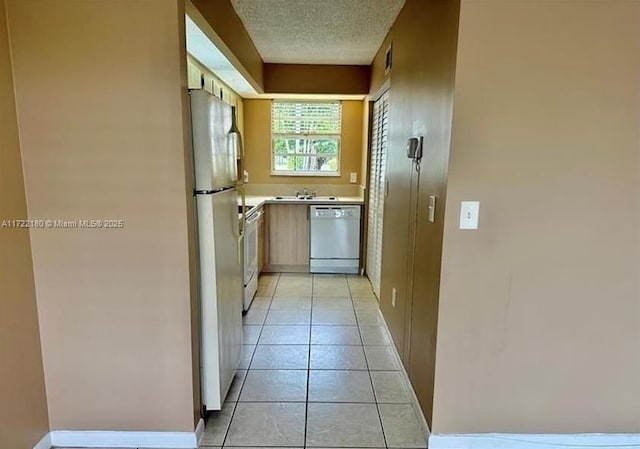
[[190, 89, 243, 411]]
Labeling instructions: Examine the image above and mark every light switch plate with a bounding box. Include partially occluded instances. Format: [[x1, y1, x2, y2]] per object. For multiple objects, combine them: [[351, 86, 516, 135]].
[[460, 201, 480, 229], [427, 195, 436, 223], [350, 172, 357, 184]]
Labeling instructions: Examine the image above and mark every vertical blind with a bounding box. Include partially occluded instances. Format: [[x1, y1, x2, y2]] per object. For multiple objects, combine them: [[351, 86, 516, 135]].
[[366, 92, 389, 298]]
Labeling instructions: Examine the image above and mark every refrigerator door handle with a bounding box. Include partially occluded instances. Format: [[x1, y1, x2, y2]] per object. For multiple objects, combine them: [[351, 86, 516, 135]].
[[237, 184, 246, 266]]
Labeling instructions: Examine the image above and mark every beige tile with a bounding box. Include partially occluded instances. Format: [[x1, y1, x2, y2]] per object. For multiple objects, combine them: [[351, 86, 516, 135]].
[[359, 325, 390, 345], [379, 404, 427, 448], [259, 325, 310, 345], [243, 306, 268, 325], [256, 285, 276, 297], [270, 297, 312, 310], [312, 297, 353, 310], [274, 284, 312, 297], [281, 273, 313, 280], [353, 299, 380, 311], [265, 309, 311, 325], [370, 371, 412, 403], [251, 345, 309, 369], [308, 370, 375, 403], [346, 275, 372, 286], [353, 297, 380, 312], [364, 346, 400, 371], [251, 296, 272, 308], [356, 309, 385, 326], [222, 447, 301, 449], [350, 290, 375, 298], [312, 309, 357, 325], [226, 369, 247, 402], [347, 277, 375, 292], [223, 447, 301, 449], [274, 274, 312, 297], [350, 287, 376, 298], [240, 369, 308, 402], [313, 284, 350, 297], [353, 296, 379, 304], [200, 401, 235, 446], [258, 273, 279, 286], [313, 279, 348, 289], [279, 273, 313, 286], [306, 403, 385, 447], [239, 345, 256, 369], [243, 325, 262, 345], [310, 345, 367, 370], [314, 273, 347, 281], [311, 325, 362, 345], [226, 402, 306, 446]]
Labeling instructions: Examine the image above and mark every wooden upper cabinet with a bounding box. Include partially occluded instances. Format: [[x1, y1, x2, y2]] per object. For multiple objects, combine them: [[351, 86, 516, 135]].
[[266, 204, 309, 272], [187, 59, 202, 89], [186, 56, 245, 129]]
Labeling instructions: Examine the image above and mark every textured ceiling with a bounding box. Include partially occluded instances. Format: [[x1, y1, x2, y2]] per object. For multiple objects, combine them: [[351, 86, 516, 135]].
[[231, 0, 405, 65]]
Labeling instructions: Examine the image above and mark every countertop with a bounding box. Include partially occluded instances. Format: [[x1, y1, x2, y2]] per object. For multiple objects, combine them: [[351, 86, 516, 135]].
[[239, 194, 365, 217]]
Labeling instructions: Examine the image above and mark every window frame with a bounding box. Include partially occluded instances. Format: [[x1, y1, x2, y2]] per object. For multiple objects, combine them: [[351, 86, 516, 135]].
[[270, 100, 342, 177]]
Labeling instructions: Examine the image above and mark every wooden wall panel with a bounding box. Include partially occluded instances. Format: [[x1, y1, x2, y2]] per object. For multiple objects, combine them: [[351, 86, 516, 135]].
[[372, 0, 460, 427], [264, 64, 370, 95]]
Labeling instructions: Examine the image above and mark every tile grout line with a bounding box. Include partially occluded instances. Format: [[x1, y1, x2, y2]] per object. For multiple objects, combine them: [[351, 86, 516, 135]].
[[348, 278, 390, 449], [303, 274, 315, 449], [221, 274, 281, 448]]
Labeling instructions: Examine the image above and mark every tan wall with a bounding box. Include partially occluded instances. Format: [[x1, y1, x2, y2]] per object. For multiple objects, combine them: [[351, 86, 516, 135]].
[[370, 32, 392, 97], [6, 0, 197, 431], [243, 99, 364, 186], [368, 0, 460, 427], [264, 64, 371, 95], [434, 0, 640, 434], [0, 1, 50, 447]]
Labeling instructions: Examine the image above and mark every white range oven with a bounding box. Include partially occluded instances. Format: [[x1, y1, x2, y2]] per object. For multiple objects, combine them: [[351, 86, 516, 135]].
[[243, 207, 261, 311]]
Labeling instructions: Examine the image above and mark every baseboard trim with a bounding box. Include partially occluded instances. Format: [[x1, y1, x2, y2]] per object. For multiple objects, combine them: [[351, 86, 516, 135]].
[[47, 423, 203, 449], [195, 418, 205, 445], [429, 433, 640, 449], [33, 433, 52, 449], [375, 308, 431, 440]]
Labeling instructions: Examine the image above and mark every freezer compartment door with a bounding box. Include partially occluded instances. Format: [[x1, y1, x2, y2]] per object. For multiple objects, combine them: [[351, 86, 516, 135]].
[[191, 89, 236, 191], [197, 188, 243, 411]]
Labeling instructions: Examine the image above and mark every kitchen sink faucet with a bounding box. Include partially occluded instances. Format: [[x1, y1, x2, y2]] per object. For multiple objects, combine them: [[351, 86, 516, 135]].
[[295, 187, 309, 198]]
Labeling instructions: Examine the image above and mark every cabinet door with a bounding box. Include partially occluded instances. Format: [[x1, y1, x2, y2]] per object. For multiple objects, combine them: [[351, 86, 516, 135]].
[[187, 60, 202, 89], [366, 91, 389, 298], [258, 207, 266, 273], [267, 204, 309, 271]]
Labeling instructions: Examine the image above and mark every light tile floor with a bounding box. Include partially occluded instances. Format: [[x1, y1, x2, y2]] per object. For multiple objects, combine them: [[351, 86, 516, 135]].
[[201, 273, 427, 449]]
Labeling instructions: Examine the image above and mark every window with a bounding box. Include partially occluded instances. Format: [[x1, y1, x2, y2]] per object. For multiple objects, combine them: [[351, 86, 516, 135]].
[[271, 101, 341, 176]]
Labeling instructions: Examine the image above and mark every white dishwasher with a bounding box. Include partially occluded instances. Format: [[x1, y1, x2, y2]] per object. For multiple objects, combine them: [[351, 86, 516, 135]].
[[310, 205, 361, 274]]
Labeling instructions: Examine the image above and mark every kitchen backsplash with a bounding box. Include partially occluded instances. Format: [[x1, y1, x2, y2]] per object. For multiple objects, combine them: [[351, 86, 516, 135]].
[[244, 183, 363, 197]]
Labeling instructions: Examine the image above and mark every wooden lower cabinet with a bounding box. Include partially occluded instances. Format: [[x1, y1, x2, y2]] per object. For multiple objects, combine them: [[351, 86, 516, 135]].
[[264, 204, 310, 272], [257, 206, 266, 273]]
